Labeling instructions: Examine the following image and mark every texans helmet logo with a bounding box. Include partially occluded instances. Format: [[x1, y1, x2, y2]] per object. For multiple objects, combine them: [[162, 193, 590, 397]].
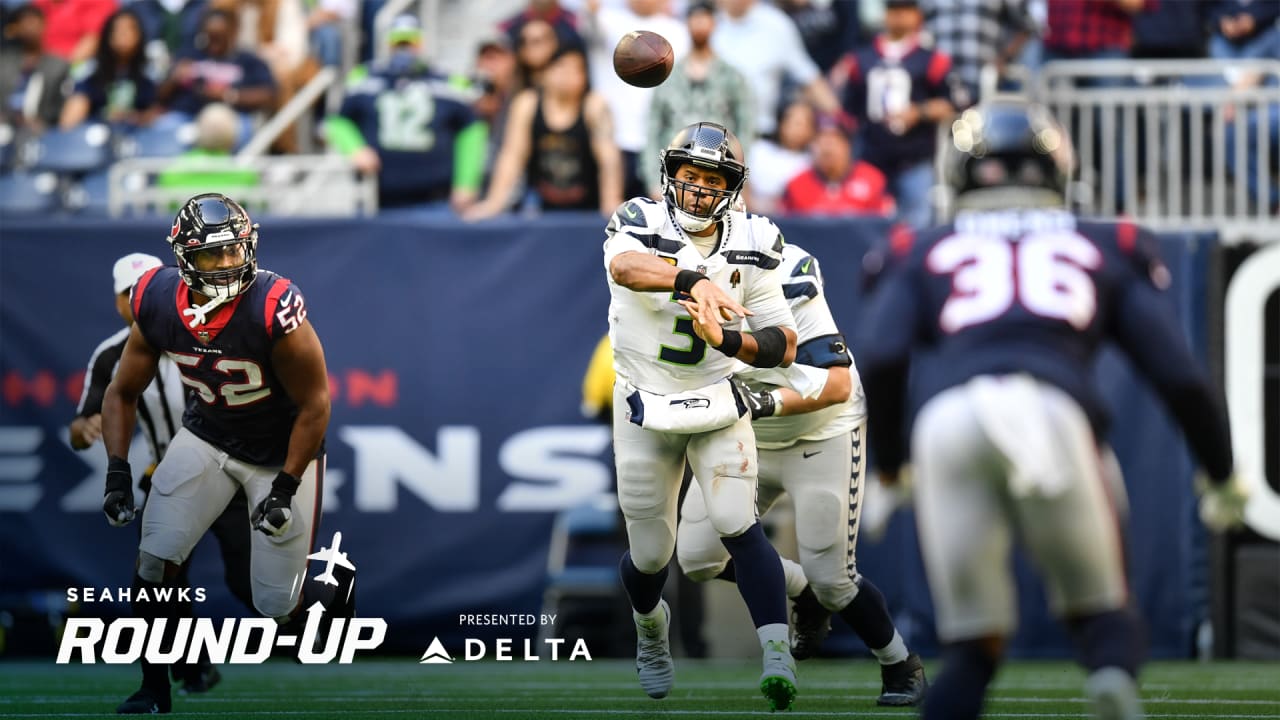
[[170, 219, 181, 238]]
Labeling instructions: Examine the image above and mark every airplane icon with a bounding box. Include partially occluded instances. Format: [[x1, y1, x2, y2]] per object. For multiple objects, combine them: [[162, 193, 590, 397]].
[[307, 531, 356, 586]]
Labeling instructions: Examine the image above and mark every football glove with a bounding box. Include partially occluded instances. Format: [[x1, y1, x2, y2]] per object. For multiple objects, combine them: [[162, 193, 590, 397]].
[[732, 377, 781, 420], [252, 471, 300, 537], [103, 456, 136, 527], [1196, 473, 1249, 533]]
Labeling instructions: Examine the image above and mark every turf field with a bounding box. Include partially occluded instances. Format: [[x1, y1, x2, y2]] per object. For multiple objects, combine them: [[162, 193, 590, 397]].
[[1, 658, 1277, 718]]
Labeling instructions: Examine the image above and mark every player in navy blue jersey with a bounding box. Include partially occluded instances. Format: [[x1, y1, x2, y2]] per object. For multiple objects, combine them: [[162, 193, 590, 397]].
[[856, 100, 1247, 720], [830, 0, 963, 229], [325, 14, 487, 211], [101, 193, 331, 715]]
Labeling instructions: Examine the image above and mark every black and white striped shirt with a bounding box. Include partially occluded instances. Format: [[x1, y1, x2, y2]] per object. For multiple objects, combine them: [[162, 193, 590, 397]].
[[76, 327, 187, 464]]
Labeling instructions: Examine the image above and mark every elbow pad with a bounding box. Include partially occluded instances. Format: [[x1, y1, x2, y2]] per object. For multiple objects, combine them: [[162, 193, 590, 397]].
[[795, 333, 852, 369], [749, 326, 790, 368]]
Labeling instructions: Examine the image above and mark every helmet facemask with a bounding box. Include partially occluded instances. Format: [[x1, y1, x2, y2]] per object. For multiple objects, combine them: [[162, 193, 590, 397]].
[[174, 235, 258, 301], [660, 122, 748, 233], [168, 194, 259, 302]]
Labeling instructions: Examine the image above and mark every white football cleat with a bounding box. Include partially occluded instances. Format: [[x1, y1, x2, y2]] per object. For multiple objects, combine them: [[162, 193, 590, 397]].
[[634, 599, 675, 699], [1085, 667, 1143, 720], [760, 638, 798, 711]]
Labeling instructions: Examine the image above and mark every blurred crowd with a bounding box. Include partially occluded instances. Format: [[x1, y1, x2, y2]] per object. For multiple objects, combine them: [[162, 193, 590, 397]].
[[1, 0, 1277, 221]]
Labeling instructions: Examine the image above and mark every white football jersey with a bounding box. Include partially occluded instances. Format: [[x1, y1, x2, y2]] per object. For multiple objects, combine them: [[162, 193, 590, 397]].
[[604, 197, 796, 395], [748, 244, 865, 450]]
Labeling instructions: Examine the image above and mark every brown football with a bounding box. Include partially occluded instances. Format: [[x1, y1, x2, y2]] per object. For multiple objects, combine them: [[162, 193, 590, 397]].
[[613, 30, 674, 88]]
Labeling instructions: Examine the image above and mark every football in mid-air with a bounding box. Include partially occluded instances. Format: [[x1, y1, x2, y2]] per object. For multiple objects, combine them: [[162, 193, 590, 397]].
[[613, 30, 674, 88]]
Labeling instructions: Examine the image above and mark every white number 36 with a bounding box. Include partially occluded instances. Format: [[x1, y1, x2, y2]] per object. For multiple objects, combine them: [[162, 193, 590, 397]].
[[927, 231, 1102, 333]]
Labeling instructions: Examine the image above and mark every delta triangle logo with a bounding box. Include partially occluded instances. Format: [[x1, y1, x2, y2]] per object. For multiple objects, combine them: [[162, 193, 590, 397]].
[[419, 636, 453, 664]]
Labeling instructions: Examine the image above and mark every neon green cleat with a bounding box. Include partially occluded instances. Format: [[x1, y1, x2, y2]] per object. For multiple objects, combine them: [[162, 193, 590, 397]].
[[634, 599, 675, 699], [760, 639, 798, 711]]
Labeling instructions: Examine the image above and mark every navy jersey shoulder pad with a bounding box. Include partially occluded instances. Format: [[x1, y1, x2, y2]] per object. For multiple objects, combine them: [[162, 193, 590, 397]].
[[1084, 219, 1172, 292], [254, 271, 309, 340]]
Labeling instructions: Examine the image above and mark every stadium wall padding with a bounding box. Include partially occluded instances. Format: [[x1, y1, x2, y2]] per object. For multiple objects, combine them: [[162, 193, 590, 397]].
[[0, 214, 1212, 658]]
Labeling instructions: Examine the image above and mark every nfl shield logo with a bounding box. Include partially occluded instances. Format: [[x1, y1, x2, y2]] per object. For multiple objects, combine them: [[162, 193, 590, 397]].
[[696, 265, 707, 274]]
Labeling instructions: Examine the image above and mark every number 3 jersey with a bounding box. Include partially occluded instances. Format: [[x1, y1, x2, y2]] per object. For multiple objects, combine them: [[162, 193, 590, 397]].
[[131, 266, 307, 466], [604, 197, 796, 396]]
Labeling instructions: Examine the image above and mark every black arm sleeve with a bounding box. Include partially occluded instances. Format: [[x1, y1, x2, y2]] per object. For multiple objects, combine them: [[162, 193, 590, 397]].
[[749, 326, 790, 368], [854, 251, 923, 476], [1113, 279, 1234, 481], [862, 360, 911, 474]]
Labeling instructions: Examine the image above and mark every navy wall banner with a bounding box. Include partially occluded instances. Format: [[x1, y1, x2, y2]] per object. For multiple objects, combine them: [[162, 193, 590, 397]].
[[0, 214, 1213, 658]]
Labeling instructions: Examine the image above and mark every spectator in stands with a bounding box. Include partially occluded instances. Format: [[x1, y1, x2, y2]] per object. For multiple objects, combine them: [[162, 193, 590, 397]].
[[500, 0, 582, 59], [231, 0, 309, 88], [304, 0, 354, 68], [1044, 0, 1144, 66], [922, 0, 1036, 103], [229, 0, 312, 153], [776, 0, 864, 74], [31, 0, 117, 65], [59, 8, 158, 130], [0, 3, 69, 132], [157, 101, 259, 193], [515, 18, 562, 89], [130, 0, 209, 75], [1209, 0, 1280, 60], [325, 14, 486, 212], [781, 112, 893, 217], [473, 34, 518, 183], [464, 43, 622, 219], [748, 99, 817, 215], [713, 0, 842, 139], [580, 0, 689, 200], [642, 0, 754, 198], [155, 8, 277, 148], [1043, 0, 1145, 207], [1131, 0, 1213, 60], [832, 0, 959, 228]]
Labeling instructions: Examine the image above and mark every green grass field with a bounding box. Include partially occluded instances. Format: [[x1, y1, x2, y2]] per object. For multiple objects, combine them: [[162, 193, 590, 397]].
[[2, 658, 1277, 718]]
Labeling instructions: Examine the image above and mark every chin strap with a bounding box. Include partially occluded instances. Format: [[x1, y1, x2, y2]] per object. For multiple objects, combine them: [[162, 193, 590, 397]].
[[182, 293, 230, 328]]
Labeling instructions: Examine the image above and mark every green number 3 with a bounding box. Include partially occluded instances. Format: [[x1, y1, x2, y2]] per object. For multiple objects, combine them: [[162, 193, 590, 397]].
[[659, 315, 707, 366]]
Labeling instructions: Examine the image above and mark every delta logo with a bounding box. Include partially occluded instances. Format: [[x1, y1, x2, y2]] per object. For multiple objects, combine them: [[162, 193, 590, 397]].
[[419, 636, 592, 664]]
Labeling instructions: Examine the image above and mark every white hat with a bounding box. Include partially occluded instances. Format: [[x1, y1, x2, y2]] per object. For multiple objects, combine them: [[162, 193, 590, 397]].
[[113, 253, 164, 294]]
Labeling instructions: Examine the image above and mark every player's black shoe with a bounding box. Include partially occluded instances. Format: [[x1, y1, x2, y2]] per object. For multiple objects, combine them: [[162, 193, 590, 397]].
[[116, 687, 171, 714], [877, 653, 927, 706], [789, 585, 831, 660], [178, 665, 221, 695]]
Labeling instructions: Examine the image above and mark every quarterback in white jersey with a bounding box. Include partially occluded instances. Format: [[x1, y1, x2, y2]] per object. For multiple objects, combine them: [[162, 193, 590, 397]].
[[605, 121, 800, 712], [676, 244, 927, 707]]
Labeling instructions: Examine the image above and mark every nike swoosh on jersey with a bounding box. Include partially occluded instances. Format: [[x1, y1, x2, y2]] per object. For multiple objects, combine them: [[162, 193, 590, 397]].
[[802, 450, 822, 458]]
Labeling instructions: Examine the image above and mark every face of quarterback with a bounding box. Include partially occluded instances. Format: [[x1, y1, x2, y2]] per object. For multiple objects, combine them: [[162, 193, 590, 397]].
[[674, 162, 728, 216]]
